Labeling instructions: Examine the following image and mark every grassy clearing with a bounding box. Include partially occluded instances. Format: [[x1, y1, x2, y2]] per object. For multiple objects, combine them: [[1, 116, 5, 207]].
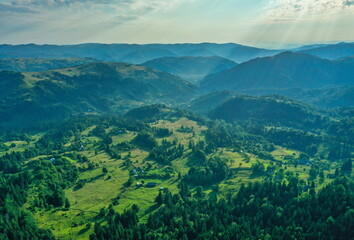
[[111, 132, 135, 145], [114, 177, 179, 222], [34, 135, 180, 240], [0, 133, 44, 156], [271, 147, 299, 158], [152, 118, 207, 146], [35, 153, 130, 239]]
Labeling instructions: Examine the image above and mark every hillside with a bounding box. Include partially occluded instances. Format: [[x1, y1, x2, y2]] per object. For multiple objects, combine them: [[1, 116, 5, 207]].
[[201, 52, 354, 92], [142, 56, 237, 83], [0, 57, 98, 72], [0, 107, 352, 240], [242, 87, 354, 109], [0, 62, 196, 126], [189, 90, 239, 113]]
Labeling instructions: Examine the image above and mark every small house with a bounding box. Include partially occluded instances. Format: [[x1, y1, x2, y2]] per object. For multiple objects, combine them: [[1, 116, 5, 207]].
[[131, 169, 137, 175]]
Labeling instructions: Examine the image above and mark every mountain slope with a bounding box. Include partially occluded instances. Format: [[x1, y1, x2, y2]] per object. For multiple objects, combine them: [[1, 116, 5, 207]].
[[189, 90, 239, 113], [226, 44, 281, 62], [142, 56, 237, 83], [0, 57, 98, 72], [0, 62, 196, 126], [291, 44, 330, 51], [300, 43, 354, 60], [201, 52, 354, 92]]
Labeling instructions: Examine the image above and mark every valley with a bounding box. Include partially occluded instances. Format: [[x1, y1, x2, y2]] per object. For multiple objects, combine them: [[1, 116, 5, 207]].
[[0, 42, 353, 240]]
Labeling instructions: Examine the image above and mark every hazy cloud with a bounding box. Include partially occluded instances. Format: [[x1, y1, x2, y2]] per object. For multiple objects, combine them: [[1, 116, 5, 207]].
[[265, 0, 354, 22], [0, 2, 36, 12], [3, 0, 181, 12]]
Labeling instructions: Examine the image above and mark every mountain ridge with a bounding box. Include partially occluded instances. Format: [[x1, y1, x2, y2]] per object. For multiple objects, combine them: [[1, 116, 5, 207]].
[[0, 62, 196, 126], [0, 57, 99, 72], [0, 43, 281, 64]]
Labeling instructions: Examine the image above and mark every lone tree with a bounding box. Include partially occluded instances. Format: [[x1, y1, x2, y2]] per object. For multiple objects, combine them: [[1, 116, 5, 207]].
[[64, 198, 71, 209]]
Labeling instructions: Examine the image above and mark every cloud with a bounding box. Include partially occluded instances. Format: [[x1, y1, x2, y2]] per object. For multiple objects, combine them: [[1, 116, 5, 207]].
[[0, 0, 182, 22], [265, 0, 354, 22], [0, 0, 184, 43]]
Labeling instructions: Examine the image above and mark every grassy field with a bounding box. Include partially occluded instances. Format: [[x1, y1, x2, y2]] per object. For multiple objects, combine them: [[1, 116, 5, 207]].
[[151, 118, 207, 146], [33, 121, 189, 239]]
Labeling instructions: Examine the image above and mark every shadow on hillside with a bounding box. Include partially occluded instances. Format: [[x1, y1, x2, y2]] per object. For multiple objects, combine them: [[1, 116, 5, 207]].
[[143, 204, 159, 216]]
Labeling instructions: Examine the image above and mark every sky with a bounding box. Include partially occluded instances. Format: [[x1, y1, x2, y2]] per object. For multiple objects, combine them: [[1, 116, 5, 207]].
[[0, 0, 354, 48]]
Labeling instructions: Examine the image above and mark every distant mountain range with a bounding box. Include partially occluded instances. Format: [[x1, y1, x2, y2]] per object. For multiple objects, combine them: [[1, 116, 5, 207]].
[[141, 56, 237, 83], [0, 57, 98, 72], [0, 62, 195, 126], [0, 43, 281, 64], [201, 52, 354, 92], [0, 42, 354, 127], [1, 42, 354, 66]]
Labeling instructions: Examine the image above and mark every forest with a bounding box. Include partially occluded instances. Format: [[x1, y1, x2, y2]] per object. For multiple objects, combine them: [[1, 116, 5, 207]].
[[0, 103, 352, 239]]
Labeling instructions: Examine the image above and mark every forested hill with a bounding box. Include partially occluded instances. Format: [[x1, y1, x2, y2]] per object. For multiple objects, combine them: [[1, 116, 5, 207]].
[[237, 87, 354, 109], [201, 52, 354, 92], [208, 95, 326, 128], [0, 62, 196, 126]]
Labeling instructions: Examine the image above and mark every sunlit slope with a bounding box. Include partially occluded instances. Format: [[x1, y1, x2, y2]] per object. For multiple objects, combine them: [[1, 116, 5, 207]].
[[0, 62, 196, 126]]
